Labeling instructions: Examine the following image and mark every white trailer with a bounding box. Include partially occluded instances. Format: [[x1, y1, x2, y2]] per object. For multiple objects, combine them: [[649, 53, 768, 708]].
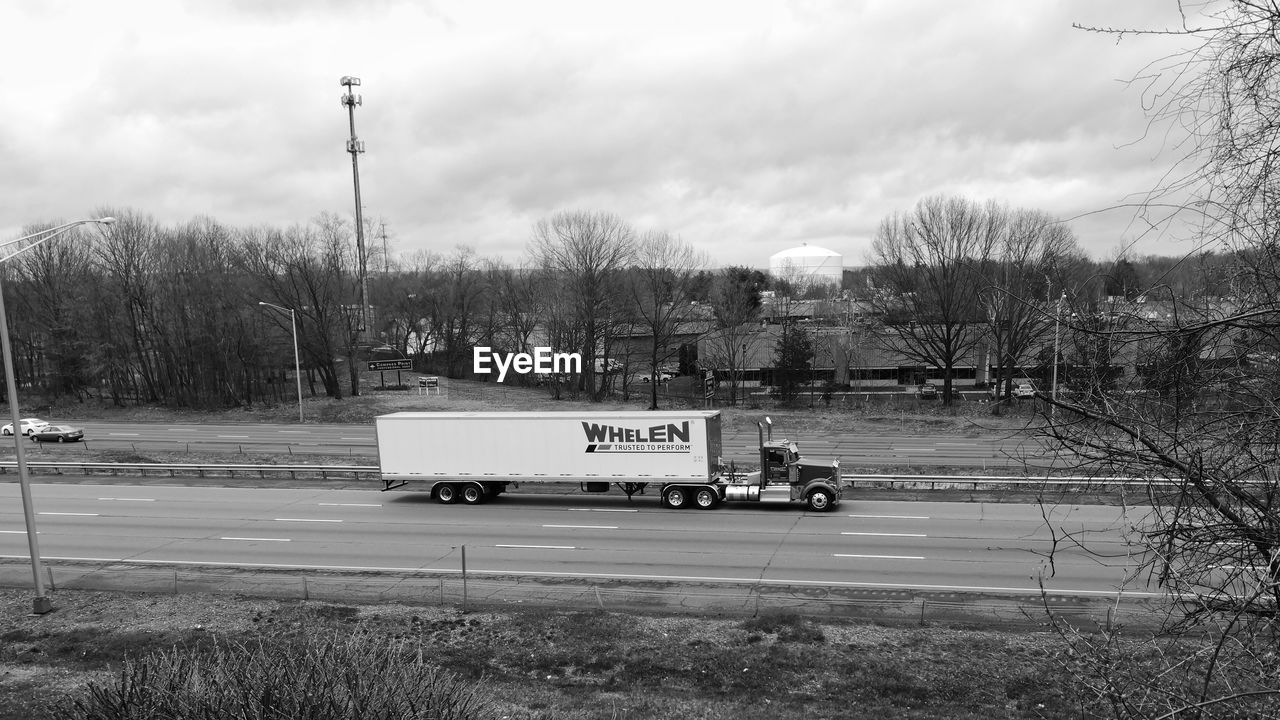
[[375, 411, 840, 511]]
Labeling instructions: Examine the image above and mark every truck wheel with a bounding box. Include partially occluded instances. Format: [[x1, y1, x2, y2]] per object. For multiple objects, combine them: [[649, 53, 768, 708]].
[[805, 488, 834, 512], [461, 483, 486, 505], [693, 487, 718, 509], [434, 483, 459, 504], [663, 486, 688, 509]]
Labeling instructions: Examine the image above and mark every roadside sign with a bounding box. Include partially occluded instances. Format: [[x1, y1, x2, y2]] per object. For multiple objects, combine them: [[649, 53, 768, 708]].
[[368, 359, 412, 371]]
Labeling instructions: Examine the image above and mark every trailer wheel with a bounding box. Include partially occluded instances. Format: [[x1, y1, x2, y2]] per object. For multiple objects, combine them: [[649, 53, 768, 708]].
[[693, 487, 718, 509], [461, 483, 486, 505], [434, 483, 459, 504], [663, 486, 688, 509], [805, 487, 835, 512]]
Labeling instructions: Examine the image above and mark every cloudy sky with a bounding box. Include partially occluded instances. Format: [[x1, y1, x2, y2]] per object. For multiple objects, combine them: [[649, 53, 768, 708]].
[[4, 0, 1200, 268]]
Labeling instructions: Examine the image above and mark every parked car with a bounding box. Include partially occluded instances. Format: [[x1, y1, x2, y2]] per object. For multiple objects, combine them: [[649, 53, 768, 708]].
[[916, 382, 939, 399], [641, 369, 676, 383], [30, 425, 84, 443], [2, 418, 49, 436]]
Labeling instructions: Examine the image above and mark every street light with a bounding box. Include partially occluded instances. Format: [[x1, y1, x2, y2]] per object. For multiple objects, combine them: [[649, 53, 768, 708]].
[[1051, 291, 1066, 413], [1, 217, 115, 614], [258, 302, 303, 422]]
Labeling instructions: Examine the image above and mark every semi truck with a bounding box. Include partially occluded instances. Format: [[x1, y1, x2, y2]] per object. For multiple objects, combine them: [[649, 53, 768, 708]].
[[375, 410, 842, 511]]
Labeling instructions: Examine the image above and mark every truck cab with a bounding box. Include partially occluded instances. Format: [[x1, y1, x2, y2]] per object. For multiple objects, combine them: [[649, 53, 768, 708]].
[[721, 418, 842, 511]]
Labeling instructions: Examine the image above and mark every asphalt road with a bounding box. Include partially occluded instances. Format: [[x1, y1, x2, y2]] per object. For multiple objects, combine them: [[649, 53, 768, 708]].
[[42, 421, 1047, 468], [0, 483, 1158, 598]]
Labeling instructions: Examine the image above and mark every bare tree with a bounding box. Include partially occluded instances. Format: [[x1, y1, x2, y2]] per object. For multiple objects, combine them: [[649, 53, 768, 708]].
[[1040, 5, 1280, 716], [628, 231, 708, 409], [867, 196, 998, 403], [87, 210, 166, 405], [977, 209, 1086, 408], [7, 222, 97, 399], [702, 266, 767, 405], [529, 211, 634, 401], [238, 222, 351, 400]]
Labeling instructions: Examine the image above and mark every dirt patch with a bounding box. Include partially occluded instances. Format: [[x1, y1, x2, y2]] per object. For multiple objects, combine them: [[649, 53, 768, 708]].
[[0, 588, 1082, 720]]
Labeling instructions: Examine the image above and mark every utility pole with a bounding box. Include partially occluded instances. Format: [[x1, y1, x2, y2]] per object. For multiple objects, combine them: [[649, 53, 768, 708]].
[[340, 75, 369, 340]]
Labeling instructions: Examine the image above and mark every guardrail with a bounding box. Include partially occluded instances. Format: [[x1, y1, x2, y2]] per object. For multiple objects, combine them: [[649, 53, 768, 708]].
[[0, 461, 380, 481], [0, 460, 1171, 489], [843, 473, 1175, 491]]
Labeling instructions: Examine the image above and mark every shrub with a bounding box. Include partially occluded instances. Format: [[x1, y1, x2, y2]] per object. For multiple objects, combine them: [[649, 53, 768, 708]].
[[55, 628, 494, 720]]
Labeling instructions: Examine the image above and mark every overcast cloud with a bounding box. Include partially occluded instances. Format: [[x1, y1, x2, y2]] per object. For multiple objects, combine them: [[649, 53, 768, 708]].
[[3, 0, 1199, 267]]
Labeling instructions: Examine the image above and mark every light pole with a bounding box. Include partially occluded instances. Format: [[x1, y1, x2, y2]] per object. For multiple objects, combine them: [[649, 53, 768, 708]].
[[1, 217, 115, 614], [1051, 290, 1066, 413], [258, 302, 303, 423]]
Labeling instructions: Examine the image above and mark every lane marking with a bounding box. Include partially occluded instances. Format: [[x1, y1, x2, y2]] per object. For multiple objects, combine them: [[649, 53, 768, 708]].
[[0, 530, 36, 534], [221, 537, 291, 542], [98, 497, 155, 502], [834, 553, 925, 560], [495, 544, 575, 550], [108, 432, 140, 436], [279, 430, 309, 434], [841, 531, 928, 537], [318, 503, 382, 507], [0, 554, 1166, 596], [568, 508, 639, 513], [274, 518, 342, 523], [39, 512, 99, 517], [542, 524, 617, 530], [847, 514, 930, 520], [216, 435, 250, 439]]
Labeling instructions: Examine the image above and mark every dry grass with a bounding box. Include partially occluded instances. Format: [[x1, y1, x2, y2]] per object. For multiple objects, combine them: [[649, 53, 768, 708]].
[[0, 589, 1081, 720], [35, 375, 1038, 437]]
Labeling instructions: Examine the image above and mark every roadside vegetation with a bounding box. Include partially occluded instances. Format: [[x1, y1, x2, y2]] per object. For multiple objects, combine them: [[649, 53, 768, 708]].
[[1, 589, 1086, 720]]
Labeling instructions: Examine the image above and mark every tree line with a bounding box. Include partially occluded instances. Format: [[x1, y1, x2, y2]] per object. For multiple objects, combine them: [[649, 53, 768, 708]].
[[3, 201, 1242, 414]]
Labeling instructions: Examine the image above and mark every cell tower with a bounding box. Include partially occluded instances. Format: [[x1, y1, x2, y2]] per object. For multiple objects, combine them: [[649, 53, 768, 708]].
[[340, 75, 369, 336]]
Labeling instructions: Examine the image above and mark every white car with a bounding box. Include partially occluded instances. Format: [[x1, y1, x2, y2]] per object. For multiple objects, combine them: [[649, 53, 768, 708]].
[[1013, 383, 1037, 399], [640, 370, 676, 383], [2, 418, 50, 436]]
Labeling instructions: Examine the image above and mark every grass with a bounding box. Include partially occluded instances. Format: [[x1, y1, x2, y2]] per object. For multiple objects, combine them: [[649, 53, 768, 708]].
[[27, 374, 1039, 437], [0, 589, 1085, 720]]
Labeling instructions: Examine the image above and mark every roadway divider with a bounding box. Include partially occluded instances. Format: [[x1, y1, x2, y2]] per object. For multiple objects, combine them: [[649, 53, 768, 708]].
[[0, 460, 379, 481], [0, 460, 1172, 489]]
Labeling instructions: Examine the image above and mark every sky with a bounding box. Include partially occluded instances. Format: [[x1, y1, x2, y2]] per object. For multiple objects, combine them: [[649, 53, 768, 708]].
[[3, 0, 1203, 269]]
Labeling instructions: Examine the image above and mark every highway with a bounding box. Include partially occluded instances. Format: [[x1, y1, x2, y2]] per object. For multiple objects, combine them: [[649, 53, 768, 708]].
[[45, 421, 1047, 468], [0, 483, 1157, 598]]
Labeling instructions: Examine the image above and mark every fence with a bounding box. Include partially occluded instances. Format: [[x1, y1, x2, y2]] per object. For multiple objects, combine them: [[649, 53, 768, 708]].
[[0, 558, 1161, 631]]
